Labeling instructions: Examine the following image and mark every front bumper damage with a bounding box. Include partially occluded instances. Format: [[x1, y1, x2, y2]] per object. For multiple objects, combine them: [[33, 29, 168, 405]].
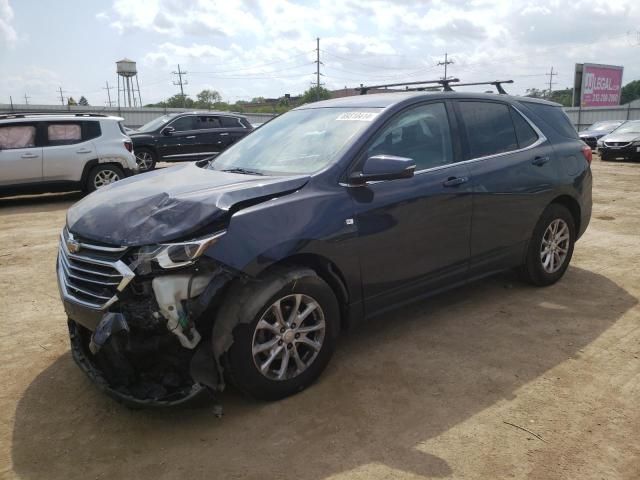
[[57, 229, 240, 410]]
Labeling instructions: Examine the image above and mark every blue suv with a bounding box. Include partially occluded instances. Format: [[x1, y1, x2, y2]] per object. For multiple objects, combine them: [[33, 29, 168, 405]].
[[58, 92, 592, 407]]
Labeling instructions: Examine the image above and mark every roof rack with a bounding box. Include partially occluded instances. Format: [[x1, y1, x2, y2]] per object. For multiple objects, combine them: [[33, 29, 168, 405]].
[[357, 78, 514, 95], [0, 112, 109, 119], [448, 80, 514, 94], [358, 79, 460, 95]]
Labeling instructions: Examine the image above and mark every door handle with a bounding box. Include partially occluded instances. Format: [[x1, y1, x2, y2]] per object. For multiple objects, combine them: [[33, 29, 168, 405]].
[[185, 136, 196, 139], [21, 153, 39, 158], [532, 155, 550, 166], [443, 176, 468, 187], [219, 133, 229, 136], [76, 149, 92, 154]]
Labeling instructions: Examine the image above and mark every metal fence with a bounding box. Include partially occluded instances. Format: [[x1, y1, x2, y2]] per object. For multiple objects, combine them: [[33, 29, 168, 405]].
[[0, 103, 276, 127], [3, 101, 640, 132], [563, 104, 640, 131]]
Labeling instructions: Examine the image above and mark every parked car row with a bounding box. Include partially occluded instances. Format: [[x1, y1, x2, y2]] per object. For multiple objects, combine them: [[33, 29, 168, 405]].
[[578, 119, 640, 162], [0, 111, 254, 196]]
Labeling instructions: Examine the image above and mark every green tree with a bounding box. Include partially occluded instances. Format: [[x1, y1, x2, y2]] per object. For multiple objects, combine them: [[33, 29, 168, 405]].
[[196, 89, 222, 109], [548, 88, 572, 107], [621, 80, 640, 104], [67, 96, 77, 106], [78, 96, 89, 106], [300, 86, 331, 104]]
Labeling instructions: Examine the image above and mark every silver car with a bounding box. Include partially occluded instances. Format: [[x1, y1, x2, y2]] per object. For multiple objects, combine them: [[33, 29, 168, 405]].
[[0, 113, 138, 196]]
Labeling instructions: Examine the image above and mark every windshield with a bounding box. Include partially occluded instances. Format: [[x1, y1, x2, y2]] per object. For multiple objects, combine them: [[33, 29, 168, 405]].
[[589, 121, 622, 131], [137, 115, 173, 133], [611, 121, 640, 134], [209, 107, 381, 175]]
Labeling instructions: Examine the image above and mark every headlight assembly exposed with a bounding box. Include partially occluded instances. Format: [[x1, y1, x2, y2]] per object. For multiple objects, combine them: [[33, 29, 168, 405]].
[[133, 231, 225, 272]]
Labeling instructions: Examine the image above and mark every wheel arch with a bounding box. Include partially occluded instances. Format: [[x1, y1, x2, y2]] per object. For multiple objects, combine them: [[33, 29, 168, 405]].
[[258, 253, 351, 330], [80, 160, 126, 192], [550, 194, 581, 233]]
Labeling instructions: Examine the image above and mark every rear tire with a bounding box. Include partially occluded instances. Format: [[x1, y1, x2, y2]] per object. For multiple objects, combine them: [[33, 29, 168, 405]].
[[85, 164, 124, 193], [134, 148, 156, 171], [221, 268, 339, 401], [519, 204, 575, 286]]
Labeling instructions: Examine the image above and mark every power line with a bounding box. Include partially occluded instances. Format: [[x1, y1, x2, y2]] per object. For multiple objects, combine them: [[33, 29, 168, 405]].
[[437, 53, 454, 80], [172, 64, 188, 107], [321, 50, 425, 71]]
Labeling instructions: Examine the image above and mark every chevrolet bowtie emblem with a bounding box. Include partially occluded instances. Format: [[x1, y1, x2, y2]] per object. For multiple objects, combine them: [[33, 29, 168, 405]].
[[66, 238, 81, 253]]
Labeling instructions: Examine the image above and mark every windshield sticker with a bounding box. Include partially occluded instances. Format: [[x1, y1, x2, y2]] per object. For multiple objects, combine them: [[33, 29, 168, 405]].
[[336, 112, 378, 121]]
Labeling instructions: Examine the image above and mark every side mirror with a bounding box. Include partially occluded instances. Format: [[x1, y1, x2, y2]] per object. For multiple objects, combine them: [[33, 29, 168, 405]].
[[349, 155, 415, 186], [161, 126, 175, 136]]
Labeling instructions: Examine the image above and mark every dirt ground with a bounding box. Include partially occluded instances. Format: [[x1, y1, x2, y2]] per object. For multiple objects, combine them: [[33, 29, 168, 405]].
[[0, 156, 638, 480]]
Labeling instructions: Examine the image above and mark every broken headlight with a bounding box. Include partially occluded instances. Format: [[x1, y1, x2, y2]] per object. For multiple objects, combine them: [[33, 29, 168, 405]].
[[133, 231, 225, 273]]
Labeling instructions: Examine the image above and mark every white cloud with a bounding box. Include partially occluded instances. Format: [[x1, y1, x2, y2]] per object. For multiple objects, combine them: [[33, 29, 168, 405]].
[[0, 0, 17, 46]]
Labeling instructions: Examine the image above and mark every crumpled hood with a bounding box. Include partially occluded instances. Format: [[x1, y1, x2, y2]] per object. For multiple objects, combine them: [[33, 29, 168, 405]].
[[601, 132, 640, 143], [67, 163, 309, 246]]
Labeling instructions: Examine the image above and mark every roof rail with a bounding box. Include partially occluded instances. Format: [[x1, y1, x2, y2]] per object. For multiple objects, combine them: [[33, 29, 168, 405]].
[[0, 112, 109, 119], [448, 80, 514, 94], [358, 78, 460, 95]]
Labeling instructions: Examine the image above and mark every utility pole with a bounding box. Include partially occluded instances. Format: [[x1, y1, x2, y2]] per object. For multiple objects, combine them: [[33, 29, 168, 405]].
[[546, 66, 557, 98], [23, 93, 30, 105], [315, 38, 321, 101], [103, 81, 115, 107], [9, 96, 14, 111], [437, 53, 454, 80], [172, 64, 188, 108], [58, 86, 66, 106]]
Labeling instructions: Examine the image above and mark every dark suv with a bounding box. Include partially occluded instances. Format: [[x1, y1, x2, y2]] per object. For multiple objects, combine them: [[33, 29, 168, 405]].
[[58, 92, 592, 408], [129, 111, 253, 171]]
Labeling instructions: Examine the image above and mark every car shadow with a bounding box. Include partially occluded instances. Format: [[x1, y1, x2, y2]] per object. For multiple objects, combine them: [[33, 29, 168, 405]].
[[11, 267, 636, 480]]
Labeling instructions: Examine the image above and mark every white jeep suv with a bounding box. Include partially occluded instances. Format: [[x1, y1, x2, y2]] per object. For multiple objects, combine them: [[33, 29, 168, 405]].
[[0, 113, 138, 196]]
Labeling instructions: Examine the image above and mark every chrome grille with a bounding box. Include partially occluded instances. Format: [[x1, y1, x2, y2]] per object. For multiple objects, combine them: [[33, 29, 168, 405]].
[[604, 141, 631, 148], [57, 228, 134, 309]]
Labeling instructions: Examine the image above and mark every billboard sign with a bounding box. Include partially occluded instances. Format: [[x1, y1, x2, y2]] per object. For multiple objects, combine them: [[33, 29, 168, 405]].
[[573, 63, 624, 107]]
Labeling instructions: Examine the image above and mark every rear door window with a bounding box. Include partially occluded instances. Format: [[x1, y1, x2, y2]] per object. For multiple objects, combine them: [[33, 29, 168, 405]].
[[195, 116, 221, 129], [0, 124, 37, 149], [47, 123, 82, 145], [510, 108, 539, 148], [458, 101, 518, 158]]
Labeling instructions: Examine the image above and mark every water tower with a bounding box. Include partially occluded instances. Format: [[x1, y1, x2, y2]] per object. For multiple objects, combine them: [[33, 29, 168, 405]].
[[116, 58, 142, 108]]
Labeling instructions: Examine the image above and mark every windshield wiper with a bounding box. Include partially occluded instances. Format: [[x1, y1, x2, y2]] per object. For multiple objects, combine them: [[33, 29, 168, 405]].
[[221, 168, 264, 176]]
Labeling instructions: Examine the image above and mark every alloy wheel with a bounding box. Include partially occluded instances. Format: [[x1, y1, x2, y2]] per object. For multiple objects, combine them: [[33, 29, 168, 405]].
[[93, 170, 120, 189], [135, 151, 154, 170], [251, 293, 326, 381], [540, 218, 570, 273]]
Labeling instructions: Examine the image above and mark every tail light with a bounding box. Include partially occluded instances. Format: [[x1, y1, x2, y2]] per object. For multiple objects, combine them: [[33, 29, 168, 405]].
[[581, 144, 592, 165], [124, 141, 133, 153]]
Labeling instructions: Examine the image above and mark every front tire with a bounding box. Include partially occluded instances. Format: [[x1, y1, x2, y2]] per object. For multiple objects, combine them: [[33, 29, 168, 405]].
[[519, 204, 576, 286], [85, 164, 124, 193], [221, 268, 339, 401]]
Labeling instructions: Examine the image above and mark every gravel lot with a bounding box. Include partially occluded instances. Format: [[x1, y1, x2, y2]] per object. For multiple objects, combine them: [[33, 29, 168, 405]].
[[1, 156, 638, 480]]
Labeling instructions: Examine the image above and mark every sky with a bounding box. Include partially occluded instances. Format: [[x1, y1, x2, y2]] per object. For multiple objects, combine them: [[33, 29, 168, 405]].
[[1, 0, 639, 107]]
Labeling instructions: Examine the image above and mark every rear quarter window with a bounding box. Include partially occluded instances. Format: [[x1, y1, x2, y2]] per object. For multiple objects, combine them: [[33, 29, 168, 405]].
[[220, 116, 242, 128], [521, 102, 577, 139], [83, 121, 101, 140]]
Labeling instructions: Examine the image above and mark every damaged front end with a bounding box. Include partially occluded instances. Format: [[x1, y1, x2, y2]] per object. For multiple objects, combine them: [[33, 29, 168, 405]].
[[58, 227, 238, 409]]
